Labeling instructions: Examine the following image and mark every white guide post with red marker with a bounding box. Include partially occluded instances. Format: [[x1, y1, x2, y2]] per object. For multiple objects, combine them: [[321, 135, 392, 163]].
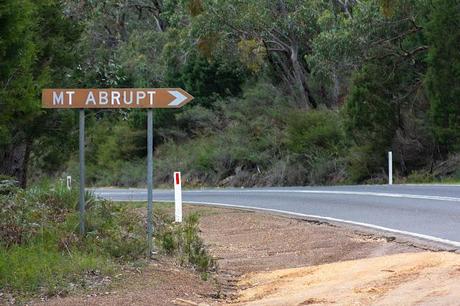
[[174, 172, 183, 223]]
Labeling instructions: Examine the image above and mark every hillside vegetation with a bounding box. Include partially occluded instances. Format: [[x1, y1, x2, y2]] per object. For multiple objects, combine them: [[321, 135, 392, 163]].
[[1, 0, 459, 187]]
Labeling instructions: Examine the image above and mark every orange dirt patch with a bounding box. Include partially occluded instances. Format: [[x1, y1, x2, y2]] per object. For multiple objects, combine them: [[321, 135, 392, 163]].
[[233, 252, 460, 305]]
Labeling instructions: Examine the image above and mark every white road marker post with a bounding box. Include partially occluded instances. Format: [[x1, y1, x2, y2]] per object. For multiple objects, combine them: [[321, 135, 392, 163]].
[[388, 151, 393, 185], [66, 176, 72, 191], [174, 172, 183, 223]]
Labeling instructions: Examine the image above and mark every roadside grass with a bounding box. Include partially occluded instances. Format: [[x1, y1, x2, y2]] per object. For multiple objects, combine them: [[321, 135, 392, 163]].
[[0, 188, 216, 302], [156, 213, 216, 280], [397, 170, 460, 185], [0, 183, 145, 302], [122, 201, 217, 279], [0, 244, 113, 297]]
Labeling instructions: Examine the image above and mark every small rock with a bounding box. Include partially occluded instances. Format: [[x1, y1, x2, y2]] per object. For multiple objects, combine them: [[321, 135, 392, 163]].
[[172, 298, 199, 306]]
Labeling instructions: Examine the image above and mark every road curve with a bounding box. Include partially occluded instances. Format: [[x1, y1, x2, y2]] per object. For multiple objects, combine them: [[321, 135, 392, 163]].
[[93, 185, 460, 249]]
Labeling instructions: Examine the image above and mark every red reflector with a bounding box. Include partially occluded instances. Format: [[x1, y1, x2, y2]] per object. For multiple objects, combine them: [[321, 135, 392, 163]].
[[175, 172, 180, 185]]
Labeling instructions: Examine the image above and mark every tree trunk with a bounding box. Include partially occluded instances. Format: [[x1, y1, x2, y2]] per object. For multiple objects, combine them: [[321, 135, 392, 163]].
[[0, 137, 31, 188], [332, 69, 341, 105], [290, 46, 316, 109]]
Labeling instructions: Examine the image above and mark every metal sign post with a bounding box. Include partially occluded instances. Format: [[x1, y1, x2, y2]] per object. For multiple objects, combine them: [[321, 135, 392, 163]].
[[147, 110, 154, 256], [42, 88, 193, 256], [79, 109, 85, 235]]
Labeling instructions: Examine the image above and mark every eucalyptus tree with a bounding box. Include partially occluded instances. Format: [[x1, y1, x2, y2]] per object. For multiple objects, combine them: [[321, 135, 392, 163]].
[[191, 0, 332, 109], [310, 0, 435, 178]]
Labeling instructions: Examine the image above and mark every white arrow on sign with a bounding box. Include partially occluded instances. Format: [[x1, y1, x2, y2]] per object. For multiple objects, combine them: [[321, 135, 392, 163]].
[[168, 90, 188, 106]]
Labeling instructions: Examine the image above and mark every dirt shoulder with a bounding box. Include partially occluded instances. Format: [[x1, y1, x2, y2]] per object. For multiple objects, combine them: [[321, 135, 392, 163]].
[[197, 208, 460, 306], [40, 205, 460, 305], [38, 256, 215, 306], [198, 208, 419, 276], [235, 252, 460, 305]]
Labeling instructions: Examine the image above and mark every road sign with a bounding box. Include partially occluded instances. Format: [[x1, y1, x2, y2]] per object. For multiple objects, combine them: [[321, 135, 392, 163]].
[[42, 88, 193, 109], [42, 87, 193, 258]]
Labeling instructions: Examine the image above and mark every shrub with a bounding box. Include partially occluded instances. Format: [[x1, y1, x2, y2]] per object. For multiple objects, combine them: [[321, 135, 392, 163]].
[[347, 144, 387, 183], [285, 109, 347, 185], [0, 182, 78, 248], [0, 183, 145, 299], [405, 170, 434, 184], [81, 200, 146, 261], [157, 213, 215, 275], [286, 109, 345, 159]]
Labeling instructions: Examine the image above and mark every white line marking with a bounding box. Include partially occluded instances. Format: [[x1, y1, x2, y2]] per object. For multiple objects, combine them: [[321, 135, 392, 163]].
[[155, 200, 460, 248], [93, 190, 460, 248]]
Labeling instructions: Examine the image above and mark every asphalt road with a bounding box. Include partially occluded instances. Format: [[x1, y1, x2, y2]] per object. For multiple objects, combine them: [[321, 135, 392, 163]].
[[93, 185, 460, 248]]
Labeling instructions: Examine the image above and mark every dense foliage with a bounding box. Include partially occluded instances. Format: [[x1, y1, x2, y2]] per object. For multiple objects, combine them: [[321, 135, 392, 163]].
[[425, 0, 460, 153], [1, 0, 460, 186]]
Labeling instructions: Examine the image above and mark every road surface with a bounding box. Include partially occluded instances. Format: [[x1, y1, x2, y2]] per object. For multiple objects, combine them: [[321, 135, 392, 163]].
[[93, 185, 460, 249]]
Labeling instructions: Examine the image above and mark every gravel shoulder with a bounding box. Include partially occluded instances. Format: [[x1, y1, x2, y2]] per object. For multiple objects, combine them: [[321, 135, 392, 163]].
[[40, 205, 460, 305]]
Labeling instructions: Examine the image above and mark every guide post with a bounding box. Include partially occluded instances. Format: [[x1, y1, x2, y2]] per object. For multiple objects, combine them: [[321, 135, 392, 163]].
[[174, 172, 182, 223], [388, 151, 393, 185]]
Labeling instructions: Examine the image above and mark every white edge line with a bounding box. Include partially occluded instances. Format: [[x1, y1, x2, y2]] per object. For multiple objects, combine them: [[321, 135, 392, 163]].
[[104, 197, 460, 248], [148, 199, 460, 249], [93, 191, 460, 248]]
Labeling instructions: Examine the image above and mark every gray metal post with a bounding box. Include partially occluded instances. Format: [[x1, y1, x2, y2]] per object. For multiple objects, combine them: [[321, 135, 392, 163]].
[[79, 109, 85, 235], [147, 110, 154, 256]]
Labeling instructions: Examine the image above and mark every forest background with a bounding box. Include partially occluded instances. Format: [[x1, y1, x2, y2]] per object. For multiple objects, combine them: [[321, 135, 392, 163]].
[[1, 0, 459, 188]]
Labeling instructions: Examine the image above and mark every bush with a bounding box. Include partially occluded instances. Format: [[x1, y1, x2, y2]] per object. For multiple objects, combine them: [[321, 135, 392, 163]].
[[83, 200, 146, 261], [286, 109, 346, 185], [0, 183, 145, 299], [405, 170, 434, 184], [347, 144, 387, 183], [0, 182, 78, 248], [157, 213, 215, 275], [286, 109, 345, 158]]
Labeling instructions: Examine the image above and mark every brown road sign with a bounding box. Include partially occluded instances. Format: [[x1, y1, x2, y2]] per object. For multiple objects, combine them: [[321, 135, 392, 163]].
[[42, 88, 194, 109]]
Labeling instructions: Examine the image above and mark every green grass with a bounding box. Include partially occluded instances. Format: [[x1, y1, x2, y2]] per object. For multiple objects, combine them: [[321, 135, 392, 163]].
[[0, 183, 146, 300], [0, 185, 217, 301], [116, 201, 173, 210], [121, 201, 217, 278], [0, 243, 113, 296]]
